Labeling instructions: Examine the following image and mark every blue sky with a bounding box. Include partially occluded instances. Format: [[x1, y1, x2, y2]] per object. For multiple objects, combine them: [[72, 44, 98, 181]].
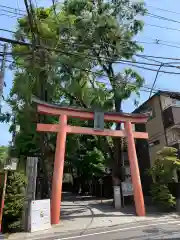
[[1, 0, 180, 145]]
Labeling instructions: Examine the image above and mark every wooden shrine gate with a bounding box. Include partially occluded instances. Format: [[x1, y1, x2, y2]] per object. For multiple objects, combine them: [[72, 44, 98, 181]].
[[35, 99, 149, 225]]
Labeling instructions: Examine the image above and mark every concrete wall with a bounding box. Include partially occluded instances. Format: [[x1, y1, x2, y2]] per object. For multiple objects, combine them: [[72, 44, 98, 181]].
[[145, 96, 166, 164], [160, 95, 173, 110]]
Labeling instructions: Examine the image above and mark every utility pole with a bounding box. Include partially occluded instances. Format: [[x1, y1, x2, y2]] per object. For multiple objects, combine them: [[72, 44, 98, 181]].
[[0, 44, 7, 113]]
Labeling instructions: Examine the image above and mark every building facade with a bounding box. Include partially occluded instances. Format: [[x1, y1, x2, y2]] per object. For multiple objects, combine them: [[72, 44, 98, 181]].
[[133, 91, 180, 196], [134, 91, 180, 165]]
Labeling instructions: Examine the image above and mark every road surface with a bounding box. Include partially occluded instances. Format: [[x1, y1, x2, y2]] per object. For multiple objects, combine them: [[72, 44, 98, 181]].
[[39, 219, 180, 240]]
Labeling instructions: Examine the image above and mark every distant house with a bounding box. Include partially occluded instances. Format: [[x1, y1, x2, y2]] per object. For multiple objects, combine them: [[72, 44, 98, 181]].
[[133, 90, 180, 195]]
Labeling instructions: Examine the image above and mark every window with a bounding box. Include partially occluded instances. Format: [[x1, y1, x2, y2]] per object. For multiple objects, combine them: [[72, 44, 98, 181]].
[[172, 98, 180, 107], [175, 100, 180, 107], [163, 97, 172, 109], [149, 140, 160, 147], [140, 106, 155, 120], [167, 131, 178, 144]]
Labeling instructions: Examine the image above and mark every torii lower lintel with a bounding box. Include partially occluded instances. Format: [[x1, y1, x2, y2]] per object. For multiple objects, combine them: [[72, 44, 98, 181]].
[[35, 100, 149, 225], [37, 123, 148, 139]]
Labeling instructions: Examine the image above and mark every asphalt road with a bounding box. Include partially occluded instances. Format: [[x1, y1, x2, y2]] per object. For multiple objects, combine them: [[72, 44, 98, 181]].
[[39, 219, 180, 240]]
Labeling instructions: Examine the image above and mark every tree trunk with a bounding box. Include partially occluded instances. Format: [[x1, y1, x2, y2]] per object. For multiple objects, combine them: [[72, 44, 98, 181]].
[[111, 98, 124, 208], [112, 98, 124, 185]]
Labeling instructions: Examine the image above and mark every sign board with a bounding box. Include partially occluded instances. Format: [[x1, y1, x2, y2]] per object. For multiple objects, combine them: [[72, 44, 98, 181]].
[[30, 199, 51, 232], [122, 182, 133, 196], [124, 166, 131, 178], [4, 157, 18, 171], [105, 167, 111, 174], [94, 111, 104, 130], [113, 186, 121, 209]]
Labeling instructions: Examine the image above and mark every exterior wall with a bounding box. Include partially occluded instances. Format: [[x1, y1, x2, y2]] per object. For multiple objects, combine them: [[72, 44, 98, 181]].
[[160, 95, 173, 110], [160, 95, 180, 110], [163, 107, 174, 128], [144, 96, 166, 164], [145, 95, 180, 164], [172, 107, 180, 125], [136, 137, 152, 196], [135, 93, 180, 197], [160, 95, 180, 146], [166, 128, 180, 146], [149, 134, 166, 165]]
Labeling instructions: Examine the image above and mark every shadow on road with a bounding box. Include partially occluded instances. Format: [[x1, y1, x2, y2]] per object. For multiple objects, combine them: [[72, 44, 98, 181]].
[[60, 191, 179, 237]]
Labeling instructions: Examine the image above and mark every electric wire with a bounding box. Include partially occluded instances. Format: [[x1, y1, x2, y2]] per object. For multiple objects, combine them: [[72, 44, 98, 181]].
[[147, 5, 180, 15], [1, 36, 180, 72], [2, 3, 180, 99], [2, 53, 177, 96]]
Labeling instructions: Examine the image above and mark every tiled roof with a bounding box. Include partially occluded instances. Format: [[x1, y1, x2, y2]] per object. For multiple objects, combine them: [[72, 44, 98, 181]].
[[133, 90, 180, 113]]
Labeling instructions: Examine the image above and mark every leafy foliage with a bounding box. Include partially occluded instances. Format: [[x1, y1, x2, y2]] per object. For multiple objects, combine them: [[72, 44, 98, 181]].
[[0, 146, 8, 167], [7, 0, 146, 195], [3, 172, 26, 232], [150, 183, 176, 210], [148, 147, 180, 183], [148, 147, 180, 210]]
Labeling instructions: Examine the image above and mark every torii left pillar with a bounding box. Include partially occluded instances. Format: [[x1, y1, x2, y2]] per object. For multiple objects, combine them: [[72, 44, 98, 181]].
[[51, 115, 67, 224]]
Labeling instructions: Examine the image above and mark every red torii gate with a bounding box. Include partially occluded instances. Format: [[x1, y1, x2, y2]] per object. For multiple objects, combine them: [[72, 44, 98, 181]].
[[35, 100, 149, 225]]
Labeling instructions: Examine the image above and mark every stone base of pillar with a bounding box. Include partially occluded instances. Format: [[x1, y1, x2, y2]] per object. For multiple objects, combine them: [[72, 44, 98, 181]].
[[113, 185, 121, 210], [176, 198, 180, 213]]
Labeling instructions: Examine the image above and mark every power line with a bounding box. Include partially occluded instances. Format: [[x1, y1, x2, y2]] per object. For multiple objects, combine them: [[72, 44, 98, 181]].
[[147, 5, 180, 16], [138, 56, 180, 67], [2, 49, 180, 74], [1, 27, 178, 50], [2, 53, 172, 94], [147, 13, 180, 24], [3, 49, 180, 69], [1, 33, 180, 65], [137, 56, 180, 98], [3, 58, 158, 96], [4, 53, 180, 99], [1, 36, 180, 75], [2, 26, 180, 56], [0, 4, 26, 13], [0, 13, 18, 18], [3, 3, 180, 38], [142, 36, 180, 47], [0, 29, 15, 34], [0, 8, 24, 16], [2, 9, 180, 35], [2, 3, 180, 33], [2, 5, 180, 48], [146, 23, 180, 32], [136, 54, 180, 62], [4, 45, 180, 98]]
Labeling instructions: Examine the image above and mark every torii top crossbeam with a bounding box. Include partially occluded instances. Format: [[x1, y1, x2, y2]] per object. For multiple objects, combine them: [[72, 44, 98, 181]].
[[34, 98, 149, 225], [35, 98, 148, 123]]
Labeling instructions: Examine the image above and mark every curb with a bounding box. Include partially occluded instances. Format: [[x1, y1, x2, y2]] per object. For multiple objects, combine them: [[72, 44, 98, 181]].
[[7, 215, 180, 240]]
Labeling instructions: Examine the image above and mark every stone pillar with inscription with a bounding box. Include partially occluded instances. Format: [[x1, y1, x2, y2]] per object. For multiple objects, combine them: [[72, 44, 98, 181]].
[[22, 156, 38, 232]]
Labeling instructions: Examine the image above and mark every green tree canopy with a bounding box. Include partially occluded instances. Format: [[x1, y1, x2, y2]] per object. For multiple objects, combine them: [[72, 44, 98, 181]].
[[0, 145, 8, 168], [148, 147, 180, 210], [7, 0, 146, 194]]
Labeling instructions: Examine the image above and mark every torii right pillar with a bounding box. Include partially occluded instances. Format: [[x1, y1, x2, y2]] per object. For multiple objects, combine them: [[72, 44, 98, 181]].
[[125, 121, 145, 216]]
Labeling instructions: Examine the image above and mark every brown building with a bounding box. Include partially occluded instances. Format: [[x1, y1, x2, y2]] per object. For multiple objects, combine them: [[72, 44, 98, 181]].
[[134, 91, 180, 196]]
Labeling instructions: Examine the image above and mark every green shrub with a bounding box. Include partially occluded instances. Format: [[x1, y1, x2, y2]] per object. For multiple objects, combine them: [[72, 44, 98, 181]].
[[148, 147, 180, 210], [150, 183, 176, 210], [3, 172, 26, 232]]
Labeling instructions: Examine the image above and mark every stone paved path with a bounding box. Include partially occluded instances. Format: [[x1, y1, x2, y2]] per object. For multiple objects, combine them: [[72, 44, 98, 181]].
[[7, 192, 180, 239]]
